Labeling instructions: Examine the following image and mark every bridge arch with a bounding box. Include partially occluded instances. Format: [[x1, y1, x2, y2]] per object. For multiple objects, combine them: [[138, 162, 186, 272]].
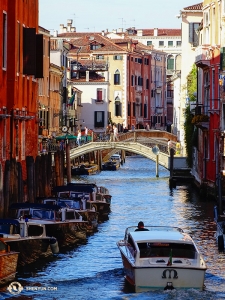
[[70, 142, 170, 169]]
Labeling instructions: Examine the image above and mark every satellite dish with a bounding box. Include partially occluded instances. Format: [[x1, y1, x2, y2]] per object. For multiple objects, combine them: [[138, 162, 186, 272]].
[[152, 145, 160, 155]]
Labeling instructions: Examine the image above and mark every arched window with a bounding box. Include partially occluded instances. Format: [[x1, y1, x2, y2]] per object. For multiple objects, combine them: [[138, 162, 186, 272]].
[[115, 94, 121, 116], [114, 69, 120, 85]]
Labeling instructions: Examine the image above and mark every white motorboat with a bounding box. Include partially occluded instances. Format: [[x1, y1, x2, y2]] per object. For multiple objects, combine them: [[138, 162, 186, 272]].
[[213, 206, 225, 251], [117, 226, 207, 292]]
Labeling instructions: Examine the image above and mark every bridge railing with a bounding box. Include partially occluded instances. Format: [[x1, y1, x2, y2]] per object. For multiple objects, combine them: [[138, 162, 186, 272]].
[[38, 130, 179, 155]]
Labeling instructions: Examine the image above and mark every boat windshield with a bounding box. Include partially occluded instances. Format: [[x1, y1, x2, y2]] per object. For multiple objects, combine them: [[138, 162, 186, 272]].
[[32, 210, 55, 220], [138, 242, 197, 259]]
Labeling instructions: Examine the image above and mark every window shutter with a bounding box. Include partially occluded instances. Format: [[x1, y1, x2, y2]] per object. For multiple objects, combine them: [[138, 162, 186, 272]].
[[35, 34, 43, 78], [220, 47, 225, 71], [23, 27, 36, 75], [128, 103, 131, 116], [144, 104, 147, 118]]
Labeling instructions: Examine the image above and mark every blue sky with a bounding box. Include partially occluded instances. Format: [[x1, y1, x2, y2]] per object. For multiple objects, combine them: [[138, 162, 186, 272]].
[[39, 0, 198, 33]]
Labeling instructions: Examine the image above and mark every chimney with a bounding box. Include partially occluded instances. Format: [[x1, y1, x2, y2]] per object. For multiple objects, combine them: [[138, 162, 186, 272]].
[[137, 30, 143, 36], [59, 24, 64, 34], [102, 30, 105, 36], [154, 28, 158, 36], [53, 30, 58, 37], [71, 27, 76, 32]]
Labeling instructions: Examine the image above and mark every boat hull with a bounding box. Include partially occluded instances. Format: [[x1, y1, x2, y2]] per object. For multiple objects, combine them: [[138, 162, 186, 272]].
[[121, 253, 206, 292], [44, 221, 87, 248], [119, 249, 206, 292], [4, 237, 54, 267], [0, 252, 19, 286]]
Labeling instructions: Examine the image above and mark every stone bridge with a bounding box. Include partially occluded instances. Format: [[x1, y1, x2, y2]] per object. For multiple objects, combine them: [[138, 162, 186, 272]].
[[69, 130, 187, 170]]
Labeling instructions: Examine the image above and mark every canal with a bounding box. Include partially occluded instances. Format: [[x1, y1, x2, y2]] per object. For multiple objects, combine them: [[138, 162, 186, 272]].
[[2, 156, 225, 299]]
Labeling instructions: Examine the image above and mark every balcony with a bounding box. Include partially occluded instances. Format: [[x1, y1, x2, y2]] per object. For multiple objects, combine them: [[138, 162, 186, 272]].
[[191, 114, 209, 130], [195, 45, 211, 68]]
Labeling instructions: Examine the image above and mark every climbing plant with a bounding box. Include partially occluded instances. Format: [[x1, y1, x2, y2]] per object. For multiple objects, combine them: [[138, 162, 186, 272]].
[[184, 64, 197, 167]]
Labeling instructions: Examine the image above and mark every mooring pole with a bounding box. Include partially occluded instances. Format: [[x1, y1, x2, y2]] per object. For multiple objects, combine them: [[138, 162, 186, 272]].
[[156, 154, 159, 177]]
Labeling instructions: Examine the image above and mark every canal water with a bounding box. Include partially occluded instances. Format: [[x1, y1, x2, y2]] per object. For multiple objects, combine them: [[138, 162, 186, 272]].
[[2, 156, 225, 300]]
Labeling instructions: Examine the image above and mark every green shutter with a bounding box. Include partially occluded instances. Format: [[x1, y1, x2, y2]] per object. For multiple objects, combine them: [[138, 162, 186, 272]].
[[220, 47, 225, 71]]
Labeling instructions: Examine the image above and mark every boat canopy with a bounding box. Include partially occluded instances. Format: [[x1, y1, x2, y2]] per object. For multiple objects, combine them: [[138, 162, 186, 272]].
[[53, 184, 97, 194], [0, 219, 20, 226], [9, 203, 61, 211]]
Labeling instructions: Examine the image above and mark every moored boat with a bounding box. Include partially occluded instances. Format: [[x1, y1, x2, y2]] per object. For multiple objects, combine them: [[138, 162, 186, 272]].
[[0, 239, 19, 285], [53, 183, 112, 221], [102, 160, 120, 171], [42, 197, 98, 234], [0, 218, 58, 267], [213, 206, 225, 251], [9, 203, 87, 249], [71, 164, 99, 175], [117, 225, 207, 292]]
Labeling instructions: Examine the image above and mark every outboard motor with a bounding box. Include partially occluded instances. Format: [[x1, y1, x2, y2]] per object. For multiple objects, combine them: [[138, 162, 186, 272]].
[[49, 237, 59, 254], [214, 206, 218, 221]]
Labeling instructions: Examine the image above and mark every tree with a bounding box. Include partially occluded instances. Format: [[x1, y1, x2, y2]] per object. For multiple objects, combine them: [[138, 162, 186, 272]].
[[184, 64, 197, 167]]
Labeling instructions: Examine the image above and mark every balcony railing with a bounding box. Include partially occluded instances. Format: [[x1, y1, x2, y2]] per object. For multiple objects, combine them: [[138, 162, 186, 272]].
[[195, 45, 211, 68]]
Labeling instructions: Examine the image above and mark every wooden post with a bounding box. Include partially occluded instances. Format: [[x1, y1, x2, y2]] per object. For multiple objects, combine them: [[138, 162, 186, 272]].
[[3, 160, 10, 217], [17, 162, 24, 202], [0, 163, 3, 218], [156, 154, 159, 177], [35, 155, 41, 198], [26, 156, 35, 203], [66, 140, 71, 184], [54, 151, 61, 187]]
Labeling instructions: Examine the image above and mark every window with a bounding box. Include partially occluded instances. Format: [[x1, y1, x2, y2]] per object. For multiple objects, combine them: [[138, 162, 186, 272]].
[[146, 79, 149, 89], [94, 111, 105, 128], [189, 23, 200, 47], [128, 103, 131, 116], [133, 102, 136, 117], [17, 22, 20, 73], [96, 88, 105, 101], [147, 41, 152, 46], [159, 41, 164, 47], [113, 55, 123, 60], [176, 41, 182, 47], [168, 41, 173, 47], [90, 44, 101, 50], [167, 56, 174, 70], [138, 76, 143, 86], [131, 75, 134, 86], [3, 12, 7, 69], [96, 55, 104, 59], [115, 100, 121, 117], [114, 70, 120, 85], [144, 104, 147, 118]]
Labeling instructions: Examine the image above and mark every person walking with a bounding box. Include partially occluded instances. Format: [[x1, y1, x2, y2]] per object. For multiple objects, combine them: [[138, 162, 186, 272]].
[[77, 130, 81, 146], [113, 125, 119, 141], [84, 126, 88, 143], [168, 139, 172, 154]]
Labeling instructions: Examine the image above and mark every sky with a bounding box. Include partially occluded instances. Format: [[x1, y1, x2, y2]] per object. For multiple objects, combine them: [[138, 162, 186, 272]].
[[39, 0, 198, 33]]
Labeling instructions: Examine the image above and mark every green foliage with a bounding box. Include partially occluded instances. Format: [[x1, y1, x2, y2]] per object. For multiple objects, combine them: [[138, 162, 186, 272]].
[[184, 105, 194, 167], [184, 64, 197, 167]]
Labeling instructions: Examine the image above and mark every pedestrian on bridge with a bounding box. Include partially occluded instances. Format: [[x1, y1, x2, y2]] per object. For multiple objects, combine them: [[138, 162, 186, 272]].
[[168, 139, 172, 154], [113, 125, 119, 141], [77, 130, 81, 146]]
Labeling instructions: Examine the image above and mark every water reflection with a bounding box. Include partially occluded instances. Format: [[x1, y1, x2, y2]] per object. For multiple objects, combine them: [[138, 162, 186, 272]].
[[2, 156, 225, 299]]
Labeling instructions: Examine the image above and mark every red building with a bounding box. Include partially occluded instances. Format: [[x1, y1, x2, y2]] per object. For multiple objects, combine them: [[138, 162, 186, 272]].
[[0, 0, 43, 214]]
